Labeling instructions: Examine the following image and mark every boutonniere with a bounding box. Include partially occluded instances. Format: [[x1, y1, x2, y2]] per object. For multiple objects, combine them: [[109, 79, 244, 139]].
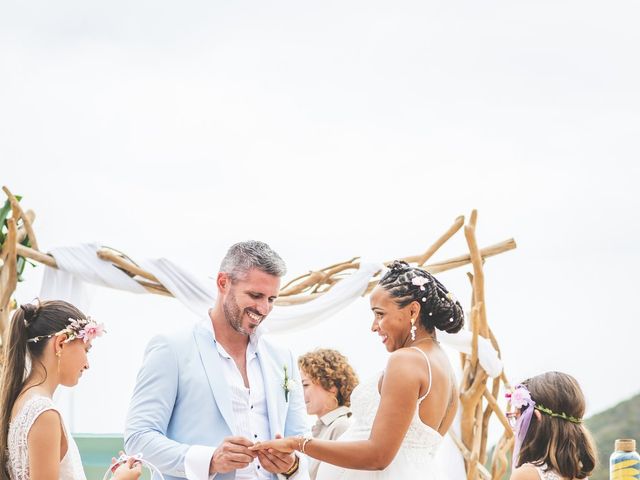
[[282, 365, 297, 402]]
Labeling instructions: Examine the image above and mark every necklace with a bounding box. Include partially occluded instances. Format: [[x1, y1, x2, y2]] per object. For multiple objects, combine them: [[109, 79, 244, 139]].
[[410, 336, 439, 347]]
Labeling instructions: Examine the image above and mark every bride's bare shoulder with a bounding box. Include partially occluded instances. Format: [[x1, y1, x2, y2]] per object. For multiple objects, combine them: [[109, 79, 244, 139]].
[[384, 348, 430, 376]]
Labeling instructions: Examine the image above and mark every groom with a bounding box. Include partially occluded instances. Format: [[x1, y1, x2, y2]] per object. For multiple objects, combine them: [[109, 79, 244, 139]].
[[125, 241, 310, 480]]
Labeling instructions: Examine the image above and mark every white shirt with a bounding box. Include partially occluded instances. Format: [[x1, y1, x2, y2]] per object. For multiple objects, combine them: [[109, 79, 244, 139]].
[[184, 322, 272, 480], [308, 406, 352, 480]]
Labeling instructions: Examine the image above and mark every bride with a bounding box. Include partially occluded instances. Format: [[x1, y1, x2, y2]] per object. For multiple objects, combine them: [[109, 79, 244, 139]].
[[251, 261, 464, 479]]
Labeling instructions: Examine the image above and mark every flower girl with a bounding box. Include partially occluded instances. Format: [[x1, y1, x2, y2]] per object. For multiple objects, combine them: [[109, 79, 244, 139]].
[[0, 300, 141, 480], [506, 371, 597, 480]]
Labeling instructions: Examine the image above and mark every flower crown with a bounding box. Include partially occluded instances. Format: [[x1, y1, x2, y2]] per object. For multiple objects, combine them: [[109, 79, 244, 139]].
[[506, 384, 582, 424], [27, 317, 106, 344]]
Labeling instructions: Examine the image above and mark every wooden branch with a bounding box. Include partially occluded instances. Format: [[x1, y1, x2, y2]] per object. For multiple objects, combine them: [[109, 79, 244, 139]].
[[468, 402, 484, 480], [471, 303, 481, 368], [464, 218, 488, 337], [96, 248, 161, 283], [491, 434, 514, 480], [402, 215, 465, 266], [469, 209, 478, 229], [2, 187, 38, 251], [0, 219, 18, 340], [280, 271, 330, 296], [275, 291, 324, 306], [136, 279, 172, 296], [461, 364, 489, 457], [16, 245, 171, 297], [483, 387, 514, 438], [280, 257, 359, 292], [16, 210, 36, 245], [450, 430, 492, 480], [500, 371, 512, 391], [426, 238, 517, 274], [362, 237, 516, 297], [16, 244, 56, 268]]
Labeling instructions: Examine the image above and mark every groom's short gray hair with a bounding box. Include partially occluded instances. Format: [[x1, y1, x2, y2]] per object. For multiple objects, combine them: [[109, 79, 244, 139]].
[[220, 240, 287, 281]]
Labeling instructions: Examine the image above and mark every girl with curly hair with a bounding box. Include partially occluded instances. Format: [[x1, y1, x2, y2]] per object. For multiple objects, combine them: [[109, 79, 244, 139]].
[[298, 349, 359, 479]]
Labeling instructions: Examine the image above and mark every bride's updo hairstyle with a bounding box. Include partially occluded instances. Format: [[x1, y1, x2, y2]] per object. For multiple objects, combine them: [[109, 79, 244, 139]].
[[378, 260, 464, 334], [0, 300, 87, 478]]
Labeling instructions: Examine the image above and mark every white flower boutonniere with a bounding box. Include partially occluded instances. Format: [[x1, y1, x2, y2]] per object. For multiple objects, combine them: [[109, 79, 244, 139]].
[[282, 365, 297, 402]]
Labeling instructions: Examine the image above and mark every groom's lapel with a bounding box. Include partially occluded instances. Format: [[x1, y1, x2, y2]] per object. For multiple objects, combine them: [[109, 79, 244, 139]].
[[193, 326, 235, 433], [257, 339, 286, 437]]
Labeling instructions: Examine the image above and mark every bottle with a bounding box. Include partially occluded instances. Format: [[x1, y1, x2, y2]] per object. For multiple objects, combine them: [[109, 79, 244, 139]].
[[610, 439, 640, 480]]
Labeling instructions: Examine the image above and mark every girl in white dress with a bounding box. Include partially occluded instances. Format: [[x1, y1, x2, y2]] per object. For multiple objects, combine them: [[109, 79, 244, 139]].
[[251, 261, 464, 479], [0, 300, 141, 480], [506, 372, 597, 480]]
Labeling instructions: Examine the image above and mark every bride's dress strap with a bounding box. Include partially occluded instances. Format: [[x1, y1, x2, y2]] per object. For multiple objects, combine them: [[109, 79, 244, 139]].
[[409, 347, 432, 404]]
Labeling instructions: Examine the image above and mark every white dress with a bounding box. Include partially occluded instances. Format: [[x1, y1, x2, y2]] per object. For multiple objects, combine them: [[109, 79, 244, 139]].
[[532, 465, 562, 480], [316, 347, 443, 479], [7, 395, 87, 480]]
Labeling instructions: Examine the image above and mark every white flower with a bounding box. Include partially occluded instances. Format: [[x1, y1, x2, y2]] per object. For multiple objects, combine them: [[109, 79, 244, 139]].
[[411, 275, 430, 291]]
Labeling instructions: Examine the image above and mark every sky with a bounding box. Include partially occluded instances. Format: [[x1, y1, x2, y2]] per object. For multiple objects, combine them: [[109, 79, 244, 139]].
[[1, 0, 639, 435]]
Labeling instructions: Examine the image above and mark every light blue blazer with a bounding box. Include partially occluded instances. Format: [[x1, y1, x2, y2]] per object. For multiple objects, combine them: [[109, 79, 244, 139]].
[[124, 322, 310, 480]]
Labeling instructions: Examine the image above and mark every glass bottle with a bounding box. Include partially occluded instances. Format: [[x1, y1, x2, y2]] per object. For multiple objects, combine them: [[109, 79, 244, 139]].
[[610, 439, 640, 480]]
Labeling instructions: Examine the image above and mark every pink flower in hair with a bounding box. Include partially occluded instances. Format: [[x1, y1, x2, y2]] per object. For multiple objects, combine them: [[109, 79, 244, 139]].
[[506, 384, 533, 410], [81, 321, 105, 343]]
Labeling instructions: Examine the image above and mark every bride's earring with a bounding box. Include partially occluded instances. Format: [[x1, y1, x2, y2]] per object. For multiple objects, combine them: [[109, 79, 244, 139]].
[[410, 318, 417, 341], [56, 350, 62, 377]]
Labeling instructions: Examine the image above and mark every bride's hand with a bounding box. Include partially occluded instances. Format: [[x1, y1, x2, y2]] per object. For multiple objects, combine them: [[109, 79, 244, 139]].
[[249, 436, 298, 454]]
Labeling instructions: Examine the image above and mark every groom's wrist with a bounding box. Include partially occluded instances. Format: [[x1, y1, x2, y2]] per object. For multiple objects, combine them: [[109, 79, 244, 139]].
[[282, 454, 300, 478]]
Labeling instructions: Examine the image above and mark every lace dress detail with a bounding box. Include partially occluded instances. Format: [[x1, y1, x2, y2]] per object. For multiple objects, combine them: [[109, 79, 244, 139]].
[[531, 464, 563, 480], [317, 348, 443, 479], [7, 395, 87, 480]]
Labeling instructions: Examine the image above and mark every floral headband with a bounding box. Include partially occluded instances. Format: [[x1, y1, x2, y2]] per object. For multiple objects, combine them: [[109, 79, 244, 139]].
[[27, 317, 106, 344], [505, 384, 582, 423], [506, 384, 582, 465]]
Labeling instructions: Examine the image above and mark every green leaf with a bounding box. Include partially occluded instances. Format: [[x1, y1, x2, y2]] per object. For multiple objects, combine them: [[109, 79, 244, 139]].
[[17, 256, 26, 278], [0, 198, 11, 244], [0, 199, 11, 223], [16, 236, 34, 281]]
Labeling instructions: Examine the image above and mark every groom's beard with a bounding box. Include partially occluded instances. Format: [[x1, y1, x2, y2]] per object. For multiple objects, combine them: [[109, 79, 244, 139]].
[[223, 291, 251, 336]]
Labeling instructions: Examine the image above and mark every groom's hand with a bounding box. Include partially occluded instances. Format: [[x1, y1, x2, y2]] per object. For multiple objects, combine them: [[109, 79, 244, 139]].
[[209, 436, 257, 474], [257, 450, 296, 475], [257, 434, 298, 475]]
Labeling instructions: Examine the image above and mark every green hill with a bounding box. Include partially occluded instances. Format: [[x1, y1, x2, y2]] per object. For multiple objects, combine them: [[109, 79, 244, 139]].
[[585, 392, 640, 480]]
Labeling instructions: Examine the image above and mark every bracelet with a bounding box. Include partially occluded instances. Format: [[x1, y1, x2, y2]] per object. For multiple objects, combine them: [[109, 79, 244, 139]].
[[301, 437, 313, 454], [294, 435, 313, 454], [283, 454, 300, 478]]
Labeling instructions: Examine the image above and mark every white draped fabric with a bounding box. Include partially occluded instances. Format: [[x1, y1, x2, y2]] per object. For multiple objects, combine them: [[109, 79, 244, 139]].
[[38, 244, 502, 479], [39, 244, 503, 377]]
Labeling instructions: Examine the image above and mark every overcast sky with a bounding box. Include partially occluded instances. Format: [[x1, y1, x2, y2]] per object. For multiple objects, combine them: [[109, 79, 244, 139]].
[[2, 0, 639, 434]]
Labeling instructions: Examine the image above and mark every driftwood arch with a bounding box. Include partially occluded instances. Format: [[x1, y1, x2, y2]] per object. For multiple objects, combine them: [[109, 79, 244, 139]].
[[0, 186, 516, 479]]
